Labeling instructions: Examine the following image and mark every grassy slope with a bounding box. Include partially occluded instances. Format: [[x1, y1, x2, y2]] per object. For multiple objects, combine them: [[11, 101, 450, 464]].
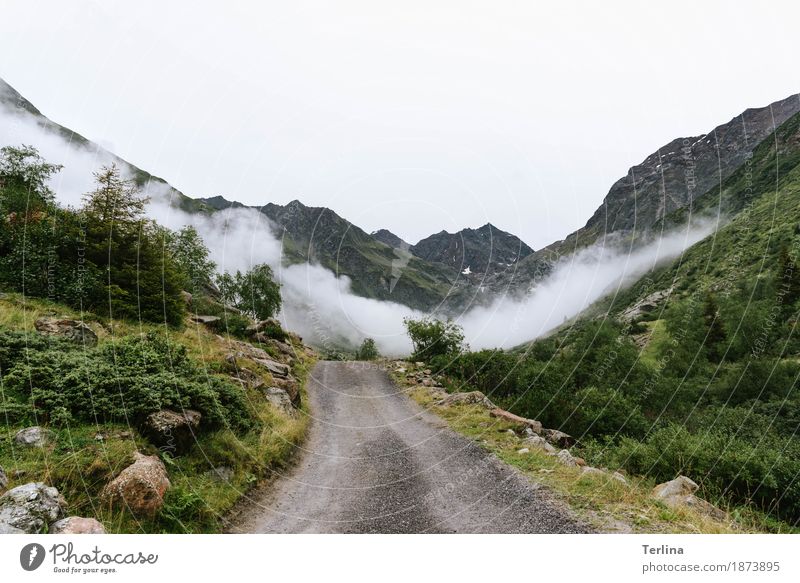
[[396, 371, 776, 534], [0, 293, 313, 533]]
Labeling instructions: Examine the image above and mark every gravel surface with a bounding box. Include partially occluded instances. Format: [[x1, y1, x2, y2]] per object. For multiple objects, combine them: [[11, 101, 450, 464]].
[[233, 361, 591, 533]]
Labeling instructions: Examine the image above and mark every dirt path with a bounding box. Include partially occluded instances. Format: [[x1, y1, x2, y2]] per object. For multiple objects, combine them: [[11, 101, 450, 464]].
[[230, 361, 590, 533]]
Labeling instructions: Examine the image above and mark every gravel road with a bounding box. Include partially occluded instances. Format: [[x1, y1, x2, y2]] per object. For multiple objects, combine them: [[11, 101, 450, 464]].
[[232, 361, 590, 533]]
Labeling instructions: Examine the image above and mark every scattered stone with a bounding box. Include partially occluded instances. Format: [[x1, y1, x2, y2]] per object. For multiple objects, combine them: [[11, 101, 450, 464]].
[[541, 428, 576, 448], [34, 317, 97, 346], [489, 408, 542, 433], [415, 362, 425, 367], [229, 367, 266, 391], [252, 357, 290, 378], [0, 482, 66, 534], [141, 409, 201, 456], [555, 449, 579, 467], [620, 288, 673, 323], [264, 387, 296, 416], [49, 516, 106, 534], [273, 376, 301, 406], [101, 453, 171, 518], [436, 391, 495, 409], [611, 471, 628, 485], [517, 448, 530, 454], [652, 475, 726, 520], [421, 378, 432, 387], [191, 315, 220, 325], [423, 369, 432, 375], [204, 466, 234, 483], [523, 435, 557, 453], [14, 426, 55, 448]]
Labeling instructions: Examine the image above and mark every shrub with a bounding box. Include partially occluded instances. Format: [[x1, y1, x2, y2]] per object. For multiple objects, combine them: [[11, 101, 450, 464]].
[[3, 332, 254, 432], [403, 317, 466, 362], [356, 338, 379, 360]]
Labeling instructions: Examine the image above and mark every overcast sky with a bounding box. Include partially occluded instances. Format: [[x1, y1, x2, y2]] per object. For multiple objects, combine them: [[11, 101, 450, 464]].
[[1, 1, 798, 248]]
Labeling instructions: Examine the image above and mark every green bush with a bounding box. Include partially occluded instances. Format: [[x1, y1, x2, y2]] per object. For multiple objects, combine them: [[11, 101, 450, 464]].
[[356, 338, 379, 360], [403, 317, 466, 362], [3, 332, 254, 432]]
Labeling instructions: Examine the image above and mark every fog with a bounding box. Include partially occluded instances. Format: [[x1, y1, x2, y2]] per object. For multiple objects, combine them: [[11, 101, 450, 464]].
[[150, 193, 718, 355], [2, 98, 718, 356]]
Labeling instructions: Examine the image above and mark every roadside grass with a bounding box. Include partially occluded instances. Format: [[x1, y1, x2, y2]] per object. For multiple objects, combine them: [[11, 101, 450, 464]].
[[399, 377, 780, 534], [0, 292, 313, 533]]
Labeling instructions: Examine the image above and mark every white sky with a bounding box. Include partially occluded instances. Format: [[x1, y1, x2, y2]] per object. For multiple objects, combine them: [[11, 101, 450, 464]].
[[1, 0, 798, 248]]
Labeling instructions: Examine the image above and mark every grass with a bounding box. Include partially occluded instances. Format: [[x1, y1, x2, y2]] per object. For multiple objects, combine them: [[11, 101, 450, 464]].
[[393, 366, 781, 534], [0, 292, 314, 533]]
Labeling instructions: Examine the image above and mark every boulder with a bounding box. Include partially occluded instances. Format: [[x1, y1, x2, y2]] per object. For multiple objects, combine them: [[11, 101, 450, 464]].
[[264, 387, 296, 416], [581, 466, 605, 477], [101, 453, 170, 518], [652, 475, 726, 520], [14, 426, 55, 448], [555, 449, 579, 467], [489, 408, 543, 433], [541, 428, 576, 448], [273, 376, 301, 406], [229, 367, 266, 391], [652, 475, 698, 500], [252, 357, 290, 378], [141, 409, 201, 456], [49, 516, 106, 534], [0, 482, 66, 534], [437, 391, 496, 409], [523, 435, 557, 454], [611, 471, 628, 485], [0, 465, 7, 492], [517, 448, 530, 454], [34, 317, 97, 346], [180, 291, 193, 305]]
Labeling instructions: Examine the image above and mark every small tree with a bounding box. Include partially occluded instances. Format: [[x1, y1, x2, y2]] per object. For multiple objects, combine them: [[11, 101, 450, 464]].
[[403, 317, 466, 362], [357, 338, 379, 360], [165, 225, 216, 293], [703, 292, 727, 362], [215, 264, 282, 320]]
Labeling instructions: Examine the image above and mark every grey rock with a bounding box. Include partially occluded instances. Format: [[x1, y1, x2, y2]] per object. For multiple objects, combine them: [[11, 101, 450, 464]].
[[34, 317, 97, 346], [253, 358, 290, 378], [541, 428, 576, 448], [264, 387, 296, 416], [204, 466, 234, 483], [0, 465, 7, 492], [191, 315, 220, 325], [436, 391, 496, 409], [523, 435, 557, 454], [0, 482, 66, 534], [652, 475, 725, 520], [14, 426, 55, 448], [141, 409, 201, 456], [49, 516, 106, 534], [555, 449, 579, 467]]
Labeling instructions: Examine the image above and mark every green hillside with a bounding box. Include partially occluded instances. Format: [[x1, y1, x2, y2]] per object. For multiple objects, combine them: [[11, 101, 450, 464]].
[[427, 110, 800, 530]]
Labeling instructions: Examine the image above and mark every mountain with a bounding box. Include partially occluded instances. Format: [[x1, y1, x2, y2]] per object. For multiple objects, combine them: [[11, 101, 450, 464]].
[[494, 92, 800, 295], [371, 228, 410, 250], [0, 77, 212, 216], [411, 223, 534, 278]]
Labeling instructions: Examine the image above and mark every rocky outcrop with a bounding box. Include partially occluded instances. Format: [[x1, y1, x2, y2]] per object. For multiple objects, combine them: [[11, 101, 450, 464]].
[[49, 516, 106, 534], [652, 475, 725, 520], [34, 317, 97, 346], [489, 408, 542, 433], [273, 376, 301, 406], [0, 482, 66, 534], [264, 387, 296, 416], [245, 318, 281, 336], [14, 426, 55, 448], [555, 449, 580, 467], [141, 409, 201, 456], [620, 289, 672, 323], [541, 428, 576, 448], [101, 453, 170, 518], [437, 391, 495, 409]]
